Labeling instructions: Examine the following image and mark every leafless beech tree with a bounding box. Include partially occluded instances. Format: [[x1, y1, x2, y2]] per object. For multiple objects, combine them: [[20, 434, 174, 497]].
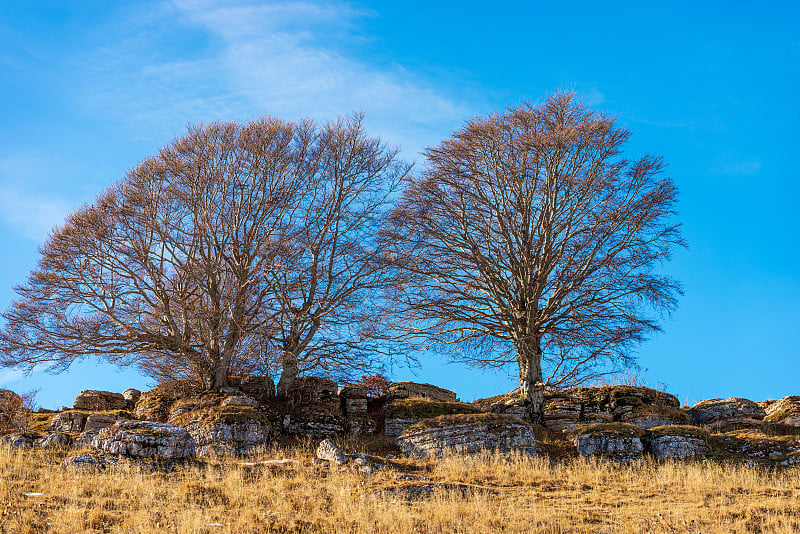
[[0, 115, 408, 392], [384, 93, 684, 423]]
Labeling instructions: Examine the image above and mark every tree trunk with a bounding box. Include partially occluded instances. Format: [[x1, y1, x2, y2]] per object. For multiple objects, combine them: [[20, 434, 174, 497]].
[[518, 339, 545, 425], [276, 351, 299, 396]]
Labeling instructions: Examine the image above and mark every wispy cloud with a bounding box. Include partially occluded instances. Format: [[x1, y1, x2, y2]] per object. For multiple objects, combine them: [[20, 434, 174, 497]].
[[0, 158, 71, 241], [0, 368, 25, 387], [76, 0, 472, 159]]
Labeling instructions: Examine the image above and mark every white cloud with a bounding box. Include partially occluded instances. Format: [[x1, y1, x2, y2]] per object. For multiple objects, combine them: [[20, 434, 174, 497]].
[[76, 0, 471, 160], [0, 368, 25, 387]]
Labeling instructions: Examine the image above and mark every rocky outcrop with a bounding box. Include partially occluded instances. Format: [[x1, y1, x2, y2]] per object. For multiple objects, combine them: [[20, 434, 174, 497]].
[[339, 385, 369, 419], [34, 431, 72, 449], [688, 398, 766, 428], [73, 390, 128, 411], [396, 413, 537, 458], [764, 396, 800, 427], [49, 411, 87, 433], [619, 405, 690, 429], [178, 411, 273, 457], [2, 433, 33, 449], [316, 438, 348, 465], [286, 377, 339, 407], [134, 381, 202, 423], [122, 388, 141, 406], [386, 382, 457, 403], [91, 420, 195, 459], [571, 423, 645, 462], [644, 426, 709, 459], [282, 409, 345, 438], [384, 398, 482, 437], [712, 429, 800, 466], [62, 453, 118, 470], [84, 412, 130, 433]]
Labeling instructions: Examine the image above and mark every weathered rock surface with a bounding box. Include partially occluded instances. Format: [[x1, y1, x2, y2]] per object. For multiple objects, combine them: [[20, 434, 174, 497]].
[[764, 396, 800, 427], [644, 426, 708, 459], [73, 390, 128, 411], [572, 423, 644, 462], [91, 420, 195, 459], [122, 388, 141, 405], [282, 409, 345, 438], [713, 430, 800, 465], [688, 398, 766, 426], [396, 413, 537, 458], [84, 412, 130, 433], [49, 411, 87, 433], [384, 398, 482, 437], [339, 385, 369, 418], [75, 431, 99, 449], [386, 382, 457, 403], [316, 438, 348, 464], [347, 416, 377, 435], [62, 453, 118, 470], [34, 431, 72, 449], [619, 405, 690, 429], [2, 433, 32, 449], [286, 377, 339, 407], [134, 381, 202, 423], [220, 396, 260, 408]]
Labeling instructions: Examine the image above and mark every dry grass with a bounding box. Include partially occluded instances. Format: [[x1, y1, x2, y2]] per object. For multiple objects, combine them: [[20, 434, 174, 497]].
[[0, 441, 798, 533]]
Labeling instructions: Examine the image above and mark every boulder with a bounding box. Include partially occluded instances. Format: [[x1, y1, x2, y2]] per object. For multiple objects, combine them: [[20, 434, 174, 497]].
[[84, 412, 130, 433], [764, 396, 800, 427], [571, 423, 645, 462], [386, 382, 457, 403], [122, 388, 141, 405], [134, 380, 203, 423], [644, 426, 709, 459], [2, 433, 32, 449], [34, 432, 72, 449], [396, 413, 537, 458], [688, 398, 766, 426], [316, 438, 348, 465], [62, 453, 118, 470], [384, 398, 482, 437], [173, 404, 275, 457], [73, 390, 128, 411], [91, 420, 195, 459], [619, 405, 690, 429], [286, 377, 339, 408], [49, 411, 87, 433]]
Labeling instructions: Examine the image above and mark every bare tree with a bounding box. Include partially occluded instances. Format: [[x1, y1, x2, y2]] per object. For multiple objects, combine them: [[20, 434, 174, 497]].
[[267, 114, 411, 395], [384, 93, 685, 423]]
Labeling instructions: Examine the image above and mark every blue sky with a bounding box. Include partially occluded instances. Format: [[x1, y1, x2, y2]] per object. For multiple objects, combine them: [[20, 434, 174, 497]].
[[0, 1, 798, 409]]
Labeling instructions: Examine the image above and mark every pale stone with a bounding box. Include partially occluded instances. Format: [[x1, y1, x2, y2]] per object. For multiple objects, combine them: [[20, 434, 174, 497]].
[[84, 413, 128, 433], [645, 432, 707, 459], [384, 417, 424, 437], [316, 438, 347, 465], [62, 453, 118, 470], [573, 432, 644, 462], [91, 420, 195, 459], [34, 432, 71, 449], [49, 411, 87, 433], [122, 388, 141, 404], [396, 414, 537, 458], [73, 390, 128, 411], [688, 398, 766, 426], [764, 396, 800, 426], [184, 420, 272, 457]]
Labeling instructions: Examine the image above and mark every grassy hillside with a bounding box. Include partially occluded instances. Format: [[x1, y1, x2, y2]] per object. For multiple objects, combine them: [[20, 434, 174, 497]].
[[1, 440, 798, 533]]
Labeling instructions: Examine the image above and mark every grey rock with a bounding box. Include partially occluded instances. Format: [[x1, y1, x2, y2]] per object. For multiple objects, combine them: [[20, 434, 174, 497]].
[[122, 388, 141, 404], [91, 420, 195, 459], [49, 411, 87, 433], [62, 453, 118, 470], [386, 382, 457, 403], [184, 420, 272, 457], [282, 411, 345, 438], [396, 414, 537, 458], [84, 413, 129, 433], [73, 390, 128, 411], [34, 432, 72, 449], [74, 431, 99, 449], [645, 432, 708, 459], [573, 432, 644, 462], [3, 433, 32, 449], [316, 438, 348, 465], [385, 417, 424, 437], [688, 398, 766, 426]]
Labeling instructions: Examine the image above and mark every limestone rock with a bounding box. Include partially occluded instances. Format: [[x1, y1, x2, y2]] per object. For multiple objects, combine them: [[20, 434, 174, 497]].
[[339, 385, 369, 418], [316, 438, 348, 465], [688, 398, 766, 426], [91, 420, 195, 459], [134, 380, 202, 423], [238, 376, 276, 400], [2, 433, 32, 449], [386, 382, 457, 403], [122, 388, 141, 405], [84, 412, 130, 433], [62, 453, 118, 470], [619, 405, 690, 429], [286, 377, 339, 408], [384, 398, 482, 437], [712, 429, 800, 465], [764, 396, 800, 427], [644, 426, 708, 459], [73, 390, 128, 411], [220, 396, 260, 408], [346, 416, 377, 435], [396, 413, 537, 458], [75, 431, 99, 449], [572, 423, 644, 462], [181, 417, 273, 457], [34, 432, 72, 449], [49, 411, 87, 433], [543, 396, 582, 432], [282, 409, 345, 438]]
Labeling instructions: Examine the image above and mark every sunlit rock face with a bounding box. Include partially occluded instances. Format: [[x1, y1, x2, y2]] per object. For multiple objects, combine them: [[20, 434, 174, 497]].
[[91, 420, 196, 459]]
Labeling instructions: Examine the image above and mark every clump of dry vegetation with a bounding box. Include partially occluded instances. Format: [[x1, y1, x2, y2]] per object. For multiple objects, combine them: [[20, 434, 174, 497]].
[[1, 439, 798, 533]]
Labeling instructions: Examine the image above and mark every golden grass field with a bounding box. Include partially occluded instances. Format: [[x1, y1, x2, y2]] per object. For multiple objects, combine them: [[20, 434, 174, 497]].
[[1, 435, 799, 534]]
